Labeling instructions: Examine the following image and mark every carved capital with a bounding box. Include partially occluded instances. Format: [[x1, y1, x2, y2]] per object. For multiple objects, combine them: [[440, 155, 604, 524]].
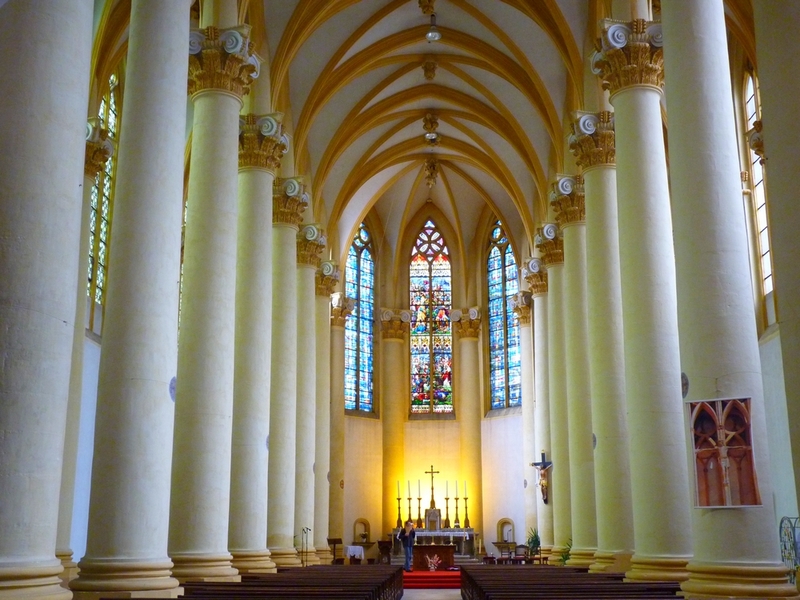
[[188, 25, 260, 99], [748, 120, 766, 164], [523, 257, 548, 297], [419, 0, 435, 15], [592, 19, 664, 96], [569, 111, 615, 169], [511, 291, 532, 325], [535, 224, 563, 267], [239, 113, 287, 172], [316, 261, 340, 296], [273, 178, 307, 226], [331, 292, 356, 327], [84, 119, 113, 178], [380, 309, 411, 340], [297, 224, 325, 268], [550, 174, 585, 227], [451, 307, 481, 339]]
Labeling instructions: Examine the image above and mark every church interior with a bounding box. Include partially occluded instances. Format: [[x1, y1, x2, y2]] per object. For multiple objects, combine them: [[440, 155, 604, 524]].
[[4, 0, 800, 598]]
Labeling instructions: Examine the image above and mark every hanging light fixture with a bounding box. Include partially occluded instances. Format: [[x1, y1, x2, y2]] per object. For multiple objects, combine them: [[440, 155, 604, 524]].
[[426, 13, 442, 43]]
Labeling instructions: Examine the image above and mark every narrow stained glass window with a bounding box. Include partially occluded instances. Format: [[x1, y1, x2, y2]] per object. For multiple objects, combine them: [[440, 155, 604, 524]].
[[345, 223, 374, 412], [410, 220, 452, 414], [88, 72, 120, 329], [488, 221, 520, 409]]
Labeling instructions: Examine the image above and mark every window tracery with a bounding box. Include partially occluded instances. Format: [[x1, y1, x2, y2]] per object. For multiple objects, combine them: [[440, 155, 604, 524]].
[[345, 223, 374, 412]]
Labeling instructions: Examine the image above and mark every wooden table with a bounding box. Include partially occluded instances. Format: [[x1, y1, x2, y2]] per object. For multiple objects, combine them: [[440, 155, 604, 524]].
[[412, 544, 455, 571]]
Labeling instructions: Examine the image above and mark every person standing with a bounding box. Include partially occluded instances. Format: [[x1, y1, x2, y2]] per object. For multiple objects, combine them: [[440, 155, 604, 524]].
[[398, 520, 416, 571]]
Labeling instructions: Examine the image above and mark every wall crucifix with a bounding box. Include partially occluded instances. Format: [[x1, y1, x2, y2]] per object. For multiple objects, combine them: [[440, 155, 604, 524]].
[[531, 451, 553, 504]]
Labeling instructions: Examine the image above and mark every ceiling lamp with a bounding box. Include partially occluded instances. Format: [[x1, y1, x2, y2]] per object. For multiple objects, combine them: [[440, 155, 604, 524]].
[[426, 13, 442, 43], [423, 112, 440, 145]]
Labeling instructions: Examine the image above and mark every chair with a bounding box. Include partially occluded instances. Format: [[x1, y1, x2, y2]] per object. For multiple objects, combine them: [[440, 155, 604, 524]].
[[510, 544, 529, 564]]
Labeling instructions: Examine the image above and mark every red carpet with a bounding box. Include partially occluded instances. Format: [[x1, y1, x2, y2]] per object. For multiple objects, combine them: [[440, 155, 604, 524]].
[[403, 569, 461, 589]]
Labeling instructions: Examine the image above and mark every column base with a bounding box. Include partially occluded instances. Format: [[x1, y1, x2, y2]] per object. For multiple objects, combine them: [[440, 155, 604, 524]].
[[56, 551, 79, 584], [268, 548, 302, 568], [297, 549, 320, 566], [549, 545, 567, 565], [70, 557, 181, 595], [625, 555, 689, 582], [565, 547, 596, 568], [0, 561, 70, 600], [169, 554, 239, 583], [589, 550, 633, 573], [539, 545, 554, 561], [681, 560, 799, 599], [73, 589, 183, 599], [314, 547, 334, 565], [230, 550, 276, 574]]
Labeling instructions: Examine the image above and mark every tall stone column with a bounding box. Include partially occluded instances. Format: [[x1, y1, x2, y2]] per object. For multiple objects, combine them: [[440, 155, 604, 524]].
[[228, 113, 285, 575], [57, 122, 114, 583], [329, 294, 355, 550], [453, 309, 483, 535], [71, 4, 191, 598], [552, 176, 597, 567], [512, 293, 537, 537], [314, 264, 339, 564], [295, 224, 326, 566], [593, 19, 692, 581], [0, 3, 92, 598], [267, 178, 307, 567], [569, 111, 634, 573], [525, 260, 553, 556], [754, 1, 800, 503], [537, 225, 570, 561], [170, 10, 258, 580], [380, 310, 410, 537], [662, 2, 796, 597]]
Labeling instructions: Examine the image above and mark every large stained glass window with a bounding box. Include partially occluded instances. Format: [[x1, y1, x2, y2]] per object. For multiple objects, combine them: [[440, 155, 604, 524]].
[[344, 223, 374, 412], [488, 221, 521, 409], [410, 220, 452, 414], [88, 72, 120, 328]]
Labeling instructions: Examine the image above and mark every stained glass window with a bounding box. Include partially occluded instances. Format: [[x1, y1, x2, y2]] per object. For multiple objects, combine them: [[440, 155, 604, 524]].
[[488, 221, 521, 409], [410, 220, 452, 414], [88, 72, 119, 328], [344, 223, 374, 412]]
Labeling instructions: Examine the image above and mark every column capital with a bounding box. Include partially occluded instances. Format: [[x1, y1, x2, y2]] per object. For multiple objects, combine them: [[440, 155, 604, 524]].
[[84, 119, 113, 178], [452, 307, 481, 339], [592, 19, 664, 96], [273, 178, 308, 227], [535, 224, 564, 267], [239, 113, 288, 173], [550, 174, 585, 228], [316, 261, 340, 296], [331, 293, 356, 327], [569, 111, 615, 169], [297, 224, 325, 268], [511, 291, 532, 325], [380, 308, 411, 340], [188, 25, 261, 100], [522, 257, 548, 297]]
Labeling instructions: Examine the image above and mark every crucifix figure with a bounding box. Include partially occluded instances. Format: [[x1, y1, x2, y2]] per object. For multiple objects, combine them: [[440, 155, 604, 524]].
[[425, 464, 440, 508], [531, 450, 553, 504]]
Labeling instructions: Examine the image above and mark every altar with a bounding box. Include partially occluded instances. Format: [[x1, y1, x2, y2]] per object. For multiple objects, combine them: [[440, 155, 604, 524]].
[[412, 543, 455, 571]]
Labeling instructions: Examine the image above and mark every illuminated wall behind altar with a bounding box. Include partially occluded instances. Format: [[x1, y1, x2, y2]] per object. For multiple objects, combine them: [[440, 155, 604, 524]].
[[481, 410, 525, 556], [343, 415, 383, 552]]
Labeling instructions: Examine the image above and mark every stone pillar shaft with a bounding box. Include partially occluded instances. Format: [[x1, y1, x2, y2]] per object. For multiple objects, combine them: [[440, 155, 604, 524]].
[[328, 301, 351, 545], [0, 2, 92, 598], [72, 3, 190, 596], [229, 126, 280, 573], [663, 2, 796, 596], [518, 310, 536, 537]]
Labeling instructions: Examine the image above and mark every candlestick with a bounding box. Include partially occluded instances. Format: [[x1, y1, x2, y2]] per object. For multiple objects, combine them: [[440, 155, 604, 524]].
[[444, 497, 451, 528], [416, 497, 423, 528], [454, 497, 460, 528], [463, 496, 470, 528], [396, 496, 403, 528]]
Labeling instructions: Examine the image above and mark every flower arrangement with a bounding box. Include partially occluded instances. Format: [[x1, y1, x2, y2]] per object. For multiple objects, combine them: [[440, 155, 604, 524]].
[[425, 553, 442, 571]]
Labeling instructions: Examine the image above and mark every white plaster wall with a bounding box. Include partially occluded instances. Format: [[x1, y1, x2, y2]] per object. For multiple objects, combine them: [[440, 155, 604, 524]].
[[71, 334, 101, 561], [760, 330, 799, 523], [343, 415, 383, 558], [481, 410, 525, 556], [404, 421, 462, 513]]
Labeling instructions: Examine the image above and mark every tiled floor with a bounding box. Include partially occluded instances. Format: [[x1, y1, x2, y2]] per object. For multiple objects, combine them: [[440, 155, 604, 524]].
[[402, 589, 461, 599]]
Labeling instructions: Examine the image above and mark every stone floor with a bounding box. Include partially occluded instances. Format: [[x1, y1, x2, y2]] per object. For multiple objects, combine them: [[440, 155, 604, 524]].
[[402, 589, 461, 599]]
